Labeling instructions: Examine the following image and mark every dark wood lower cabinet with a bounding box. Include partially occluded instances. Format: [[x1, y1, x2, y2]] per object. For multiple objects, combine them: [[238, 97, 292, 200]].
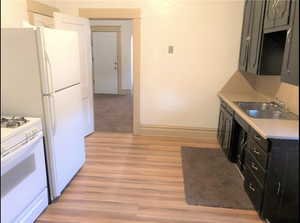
[[262, 140, 299, 223], [217, 103, 237, 162], [218, 99, 299, 222]]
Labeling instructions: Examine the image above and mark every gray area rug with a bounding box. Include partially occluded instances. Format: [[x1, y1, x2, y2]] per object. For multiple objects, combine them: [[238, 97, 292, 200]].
[[181, 147, 254, 210]]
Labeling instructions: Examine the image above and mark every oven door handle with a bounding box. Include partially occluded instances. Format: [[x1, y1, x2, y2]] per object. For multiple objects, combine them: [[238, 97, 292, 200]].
[[1, 132, 43, 176]]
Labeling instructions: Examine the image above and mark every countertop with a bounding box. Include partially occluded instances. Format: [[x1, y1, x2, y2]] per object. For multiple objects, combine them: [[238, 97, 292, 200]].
[[218, 92, 299, 140]]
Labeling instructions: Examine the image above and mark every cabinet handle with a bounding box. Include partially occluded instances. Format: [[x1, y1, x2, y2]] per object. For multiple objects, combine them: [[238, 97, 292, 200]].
[[287, 28, 292, 43], [242, 140, 248, 148], [284, 28, 293, 74], [276, 182, 281, 196], [254, 135, 261, 141], [243, 40, 249, 67], [251, 162, 258, 171], [252, 147, 260, 155], [249, 183, 256, 192]]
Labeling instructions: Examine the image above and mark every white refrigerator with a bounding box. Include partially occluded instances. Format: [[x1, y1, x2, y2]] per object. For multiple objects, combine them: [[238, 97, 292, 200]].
[[1, 27, 86, 201]]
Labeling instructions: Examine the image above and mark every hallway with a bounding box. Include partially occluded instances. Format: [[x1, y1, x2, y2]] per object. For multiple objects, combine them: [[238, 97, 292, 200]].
[[94, 94, 133, 133]]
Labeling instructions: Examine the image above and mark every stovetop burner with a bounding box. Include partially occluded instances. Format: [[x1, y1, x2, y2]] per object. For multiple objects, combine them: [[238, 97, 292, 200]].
[[1, 116, 29, 128]]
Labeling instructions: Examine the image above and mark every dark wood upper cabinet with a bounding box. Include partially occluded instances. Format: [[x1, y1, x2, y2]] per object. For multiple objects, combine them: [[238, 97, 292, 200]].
[[275, 0, 292, 27], [239, 0, 253, 72], [247, 0, 266, 74], [239, 0, 266, 74], [281, 0, 299, 86], [238, 0, 298, 85], [264, 0, 277, 29], [264, 0, 292, 30]]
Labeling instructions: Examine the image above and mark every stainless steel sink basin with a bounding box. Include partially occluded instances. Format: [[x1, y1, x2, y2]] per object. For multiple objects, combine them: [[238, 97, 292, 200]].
[[234, 101, 299, 120]]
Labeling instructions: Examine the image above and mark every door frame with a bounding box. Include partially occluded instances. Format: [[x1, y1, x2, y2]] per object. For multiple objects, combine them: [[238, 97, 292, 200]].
[[91, 26, 122, 95], [79, 8, 141, 134]]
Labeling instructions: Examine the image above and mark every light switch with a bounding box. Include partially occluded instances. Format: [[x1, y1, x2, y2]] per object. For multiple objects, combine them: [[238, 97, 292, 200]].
[[168, 46, 174, 54]]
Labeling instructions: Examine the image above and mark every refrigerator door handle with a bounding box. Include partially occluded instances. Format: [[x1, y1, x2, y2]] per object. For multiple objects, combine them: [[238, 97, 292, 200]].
[[45, 51, 55, 93], [50, 94, 57, 135]]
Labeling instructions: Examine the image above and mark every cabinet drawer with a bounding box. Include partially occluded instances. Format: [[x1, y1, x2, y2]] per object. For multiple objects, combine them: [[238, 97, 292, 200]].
[[244, 166, 264, 212], [251, 129, 269, 152], [245, 151, 266, 185], [249, 140, 268, 169]]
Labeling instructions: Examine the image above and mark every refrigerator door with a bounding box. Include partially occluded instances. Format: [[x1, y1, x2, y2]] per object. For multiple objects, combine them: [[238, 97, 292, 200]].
[[44, 84, 85, 197], [41, 28, 81, 93]]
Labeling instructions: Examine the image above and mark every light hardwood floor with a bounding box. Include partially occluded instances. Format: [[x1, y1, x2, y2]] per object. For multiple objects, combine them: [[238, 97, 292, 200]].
[[37, 132, 262, 223]]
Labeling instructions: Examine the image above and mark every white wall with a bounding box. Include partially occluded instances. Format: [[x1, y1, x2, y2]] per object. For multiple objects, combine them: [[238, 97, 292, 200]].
[[90, 20, 133, 90], [1, 0, 57, 28], [17, 0, 245, 129], [1, 0, 28, 27]]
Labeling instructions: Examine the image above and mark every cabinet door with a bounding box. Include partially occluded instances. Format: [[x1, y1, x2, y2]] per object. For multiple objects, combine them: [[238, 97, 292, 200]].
[[265, 0, 292, 29], [279, 150, 299, 223], [281, 0, 299, 86], [247, 0, 265, 74], [223, 117, 231, 155], [222, 109, 234, 158], [264, 0, 277, 29], [262, 143, 299, 223], [237, 129, 248, 171], [217, 107, 225, 145], [262, 147, 285, 222], [219, 107, 228, 150], [239, 0, 253, 72], [274, 0, 292, 27]]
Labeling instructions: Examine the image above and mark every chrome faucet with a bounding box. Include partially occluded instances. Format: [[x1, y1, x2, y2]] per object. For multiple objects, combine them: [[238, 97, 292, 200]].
[[273, 97, 288, 112]]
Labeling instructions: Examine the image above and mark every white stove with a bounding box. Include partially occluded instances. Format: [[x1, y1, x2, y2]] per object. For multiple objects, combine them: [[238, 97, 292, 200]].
[[1, 116, 43, 158], [1, 116, 48, 223]]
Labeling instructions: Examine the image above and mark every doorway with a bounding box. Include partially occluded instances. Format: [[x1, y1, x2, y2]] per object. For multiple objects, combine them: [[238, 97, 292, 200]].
[[79, 8, 141, 134], [91, 21, 133, 133]]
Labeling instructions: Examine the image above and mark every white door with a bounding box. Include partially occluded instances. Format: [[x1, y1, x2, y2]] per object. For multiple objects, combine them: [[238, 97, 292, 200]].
[[92, 32, 119, 94], [54, 12, 94, 136], [42, 28, 81, 92], [51, 84, 85, 194]]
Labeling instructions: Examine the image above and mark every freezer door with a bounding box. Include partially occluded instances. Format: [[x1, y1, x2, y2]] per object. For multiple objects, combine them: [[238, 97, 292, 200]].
[[42, 28, 81, 92], [50, 84, 85, 194]]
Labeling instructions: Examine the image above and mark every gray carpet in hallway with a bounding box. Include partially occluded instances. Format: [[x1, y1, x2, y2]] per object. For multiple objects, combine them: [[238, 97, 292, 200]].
[[94, 94, 133, 133]]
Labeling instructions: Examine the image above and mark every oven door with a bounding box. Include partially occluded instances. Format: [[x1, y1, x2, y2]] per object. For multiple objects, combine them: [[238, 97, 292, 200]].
[[1, 132, 48, 223]]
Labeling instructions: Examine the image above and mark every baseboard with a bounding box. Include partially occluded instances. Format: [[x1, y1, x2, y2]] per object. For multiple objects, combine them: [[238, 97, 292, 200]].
[[135, 124, 217, 141], [119, 89, 131, 95]]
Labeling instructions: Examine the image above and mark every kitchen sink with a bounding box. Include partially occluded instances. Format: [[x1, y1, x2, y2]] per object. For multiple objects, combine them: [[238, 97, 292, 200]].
[[234, 101, 299, 120]]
